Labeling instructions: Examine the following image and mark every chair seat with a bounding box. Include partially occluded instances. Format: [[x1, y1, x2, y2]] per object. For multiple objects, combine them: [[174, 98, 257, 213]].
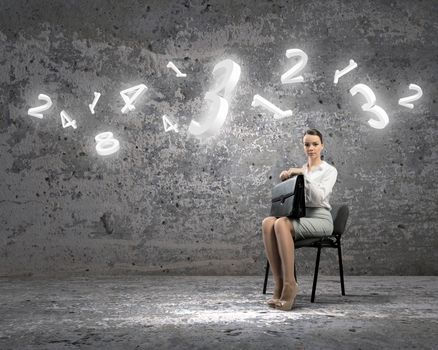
[[295, 235, 338, 249]]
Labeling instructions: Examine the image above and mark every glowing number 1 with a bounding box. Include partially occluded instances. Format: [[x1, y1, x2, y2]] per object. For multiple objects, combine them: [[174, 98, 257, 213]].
[[350, 84, 389, 129], [398, 84, 423, 109], [167, 61, 187, 77], [251, 94, 292, 119], [188, 59, 241, 137], [334, 59, 358, 84], [281, 49, 308, 84], [120, 84, 148, 114], [28, 94, 53, 119], [89, 92, 101, 114]]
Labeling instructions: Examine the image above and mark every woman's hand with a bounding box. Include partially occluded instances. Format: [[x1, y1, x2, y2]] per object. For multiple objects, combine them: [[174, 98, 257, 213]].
[[279, 170, 290, 181], [280, 167, 305, 181], [287, 167, 305, 177]]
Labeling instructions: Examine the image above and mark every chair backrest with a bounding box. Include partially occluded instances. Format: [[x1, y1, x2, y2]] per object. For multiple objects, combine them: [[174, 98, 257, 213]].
[[331, 204, 349, 236]]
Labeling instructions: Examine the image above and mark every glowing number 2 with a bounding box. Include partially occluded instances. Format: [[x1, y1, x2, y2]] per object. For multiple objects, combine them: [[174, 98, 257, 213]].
[[398, 84, 423, 109], [350, 84, 389, 129], [95, 132, 120, 156], [28, 94, 53, 119], [188, 59, 241, 137], [281, 49, 308, 84], [120, 84, 148, 114]]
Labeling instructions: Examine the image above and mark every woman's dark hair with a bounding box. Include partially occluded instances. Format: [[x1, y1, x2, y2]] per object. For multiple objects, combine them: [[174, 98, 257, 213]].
[[304, 128, 323, 144]]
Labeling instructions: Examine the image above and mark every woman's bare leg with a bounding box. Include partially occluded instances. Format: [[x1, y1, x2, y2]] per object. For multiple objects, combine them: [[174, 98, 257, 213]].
[[274, 217, 298, 309], [262, 216, 283, 299]]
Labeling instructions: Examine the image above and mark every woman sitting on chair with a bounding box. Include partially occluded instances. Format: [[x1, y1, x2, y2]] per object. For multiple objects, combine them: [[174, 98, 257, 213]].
[[262, 128, 337, 311]]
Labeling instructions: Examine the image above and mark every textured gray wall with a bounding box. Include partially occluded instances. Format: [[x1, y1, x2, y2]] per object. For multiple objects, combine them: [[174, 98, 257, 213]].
[[0, 0, 437, 277]]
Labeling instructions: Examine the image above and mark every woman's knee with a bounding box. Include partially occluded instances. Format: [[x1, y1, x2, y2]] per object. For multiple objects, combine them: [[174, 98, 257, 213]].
[[262, 216, 277, 231], [274, 217, 293, 234]]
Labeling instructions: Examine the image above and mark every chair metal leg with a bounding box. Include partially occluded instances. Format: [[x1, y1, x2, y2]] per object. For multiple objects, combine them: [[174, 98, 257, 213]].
[[263, 260, 270, 294], [338, 243, 345, 296], [311, 246, 322, 303], [294, 263, 297, 283]]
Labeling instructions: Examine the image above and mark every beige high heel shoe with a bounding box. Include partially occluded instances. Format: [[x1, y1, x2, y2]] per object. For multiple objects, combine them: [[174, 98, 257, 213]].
[[266, 284, 283, 308], [274, 282, 299, 311], [266, 297, 280, 308]]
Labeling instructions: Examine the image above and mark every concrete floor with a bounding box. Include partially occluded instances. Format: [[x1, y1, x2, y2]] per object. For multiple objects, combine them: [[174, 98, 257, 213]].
[[0, 276, 437, 349]]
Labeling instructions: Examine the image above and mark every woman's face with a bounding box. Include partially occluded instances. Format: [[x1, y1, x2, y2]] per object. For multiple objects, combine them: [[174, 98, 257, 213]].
[[303, 134, 324, 160]]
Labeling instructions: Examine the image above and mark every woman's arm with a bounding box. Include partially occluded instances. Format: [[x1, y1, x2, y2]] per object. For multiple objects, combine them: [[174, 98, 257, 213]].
[[304, 167, 338, 204], [279, 167, 305, 181]]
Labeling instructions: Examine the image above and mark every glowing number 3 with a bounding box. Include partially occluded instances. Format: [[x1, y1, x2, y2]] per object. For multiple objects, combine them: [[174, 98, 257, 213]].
[[28, 94, 53, 119], [398, 84, 423, 109], [188, 59, 241, 137], [95, 132, 120, 156], [281, 49, 308, 84], [350, 84, 389, 129]]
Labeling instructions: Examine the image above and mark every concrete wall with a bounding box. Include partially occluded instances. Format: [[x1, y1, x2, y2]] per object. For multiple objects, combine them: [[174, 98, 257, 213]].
[[0, 0, 437, 276]]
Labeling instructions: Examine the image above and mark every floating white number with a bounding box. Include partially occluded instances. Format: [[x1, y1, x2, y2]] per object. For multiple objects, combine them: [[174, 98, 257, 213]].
[[398, 84, 423, 109], [251, 94, 292, 120], [281, 49, 308, 84], [162, 115, 178, 133], [188, 59, 241, 137], [89, 92, 101, 114], [210, 59, 241, 101], [350, 84, 389, 129], [188, 92, 228, 136], [334, 59, 358, 85], [28, 94, 53, 119], [60, 110, 77, 129], [120, 84, 148, 114], [166, 61, 187, 78], [95, 132, 120, 156]]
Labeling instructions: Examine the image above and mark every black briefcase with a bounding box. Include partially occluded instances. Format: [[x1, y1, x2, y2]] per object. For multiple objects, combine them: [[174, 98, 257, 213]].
[[270, 175, 306, 218]]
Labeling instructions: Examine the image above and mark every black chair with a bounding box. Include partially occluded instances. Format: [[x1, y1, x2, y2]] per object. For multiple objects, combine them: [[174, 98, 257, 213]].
[[262, 204, 349, 302]]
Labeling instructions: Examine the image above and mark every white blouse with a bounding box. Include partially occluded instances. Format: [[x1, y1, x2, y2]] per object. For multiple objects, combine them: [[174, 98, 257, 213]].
[[302, 161, 337, 210]]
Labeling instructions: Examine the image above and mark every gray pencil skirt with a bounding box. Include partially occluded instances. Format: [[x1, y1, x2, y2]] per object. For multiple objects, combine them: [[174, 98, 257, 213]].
[[289, 207, 333, 241]]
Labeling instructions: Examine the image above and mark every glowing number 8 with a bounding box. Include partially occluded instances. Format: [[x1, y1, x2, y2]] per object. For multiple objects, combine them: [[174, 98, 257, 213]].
[[188, 59, 241, 137], [350, 84, 389, 129], [95, 132, 120, 156]]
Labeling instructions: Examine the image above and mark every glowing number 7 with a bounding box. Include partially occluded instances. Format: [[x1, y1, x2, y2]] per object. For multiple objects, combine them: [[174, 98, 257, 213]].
[[350, 84, 389, 129]]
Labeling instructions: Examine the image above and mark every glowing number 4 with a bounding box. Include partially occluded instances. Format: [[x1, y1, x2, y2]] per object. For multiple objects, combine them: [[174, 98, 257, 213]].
[[188, 59, 241, 137], [60, 110, 77, 129], [162, 115, 178, 133], [120, 84, 148, 114], [28, 94, 53, 119], [350, 84, 389, 129], [281, 49, 308, 84]]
